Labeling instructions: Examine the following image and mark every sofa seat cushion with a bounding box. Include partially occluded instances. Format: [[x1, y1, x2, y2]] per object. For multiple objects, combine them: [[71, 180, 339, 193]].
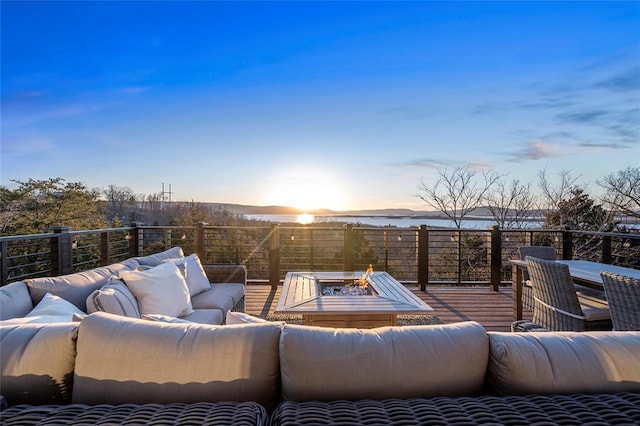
[[0, 322, 79, 405], [270, 393, 640, 426], [0, 282, 33, 320], [180, 308, 224, 325], [487, 331, 640, 395], [0, 401, 268, 426], [73, 312, 282, 410], [191, 283, 245, 312], [279, 321, 489, 402], [25, 259, 139, 311]]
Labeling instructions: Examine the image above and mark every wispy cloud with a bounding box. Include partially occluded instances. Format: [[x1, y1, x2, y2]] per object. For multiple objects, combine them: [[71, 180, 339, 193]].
[[398, 158, 451, 169], [555, 110, 608, 124], [594, 66, 640, 92]]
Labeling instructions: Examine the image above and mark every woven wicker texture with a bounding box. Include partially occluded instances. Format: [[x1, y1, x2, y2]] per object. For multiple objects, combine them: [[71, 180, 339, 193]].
[[518, 246, 557, 311], [0, 401, 268, 426], [270, 393, 640, 426], [526, 256, 590, 331], [601, 271, 640, 331]]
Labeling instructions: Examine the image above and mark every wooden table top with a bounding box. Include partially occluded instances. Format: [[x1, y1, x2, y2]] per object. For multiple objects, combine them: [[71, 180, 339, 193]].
[[275, 271, 433, 315]]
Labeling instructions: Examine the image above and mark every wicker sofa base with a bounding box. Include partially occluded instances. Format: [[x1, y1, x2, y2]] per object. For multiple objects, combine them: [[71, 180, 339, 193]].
[[0, 401, 268, 426], [270, 393, 640, 426]]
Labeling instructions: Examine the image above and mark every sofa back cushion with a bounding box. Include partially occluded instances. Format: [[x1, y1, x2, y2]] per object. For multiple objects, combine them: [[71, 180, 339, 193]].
[[86, 278, 141, 318], [488, 331, 640, 395], [0, 281, 33, 320], [134, 246, 184, 266], [0, 322, 78, 405], [279, 321, 489, 402], [73, 312, 282, 410], [25, 259, 140, 311]]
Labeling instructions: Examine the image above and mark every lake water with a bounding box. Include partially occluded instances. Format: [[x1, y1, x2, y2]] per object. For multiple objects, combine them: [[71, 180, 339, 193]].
[[244, 214, 536, 229]]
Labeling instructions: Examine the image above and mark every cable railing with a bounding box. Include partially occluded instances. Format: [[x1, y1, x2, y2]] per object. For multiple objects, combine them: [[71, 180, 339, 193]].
[[1, 223, 639, 288]]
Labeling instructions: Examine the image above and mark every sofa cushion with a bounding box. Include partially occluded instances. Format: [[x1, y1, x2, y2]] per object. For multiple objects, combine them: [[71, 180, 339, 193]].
[[179, 308, 224, 325], [1, 293, 86, 325], [0, 322, 78, 405], [226, 311, 269, 324], [165, 254, 211, 297], [86, 278, 141, 318], [487, 331, 640, 395], [120, 262, 193, 318], [279, 321, 489, 402], [73, 312, 282, 409], [0, 281, 33, 320], [25, 259, 139, 311], [191, 283, 245, 312], [134, 246, 184, 266], [141, 313, 193, 323]]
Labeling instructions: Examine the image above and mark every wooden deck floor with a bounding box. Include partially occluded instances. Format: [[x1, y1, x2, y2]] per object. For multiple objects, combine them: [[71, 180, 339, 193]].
[[245, 284, 533, 332]]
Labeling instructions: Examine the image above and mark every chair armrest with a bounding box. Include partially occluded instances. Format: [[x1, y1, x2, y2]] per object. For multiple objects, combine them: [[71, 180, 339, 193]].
[[202, 264, 247, 285]]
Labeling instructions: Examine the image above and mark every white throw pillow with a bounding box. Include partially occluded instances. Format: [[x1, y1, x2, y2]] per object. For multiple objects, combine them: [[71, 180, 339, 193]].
[[165, 254, 211, 297], [120, 262, 193, 318], [0, 292, 85, 324]]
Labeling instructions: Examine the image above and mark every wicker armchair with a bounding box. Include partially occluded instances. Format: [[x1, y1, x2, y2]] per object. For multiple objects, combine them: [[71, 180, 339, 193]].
[[525, 257, 610, 331], [600, 271, 640, 331], [517, 246, 557, 311]]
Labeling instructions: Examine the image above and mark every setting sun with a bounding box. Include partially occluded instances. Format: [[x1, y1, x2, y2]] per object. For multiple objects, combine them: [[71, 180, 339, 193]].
[[266, 167, 345, 211]]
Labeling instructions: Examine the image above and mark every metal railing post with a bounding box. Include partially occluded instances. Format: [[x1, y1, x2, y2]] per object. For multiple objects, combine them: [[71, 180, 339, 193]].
[[562, 226, 573, 260], [490, 225, 501, 291], [1, 241, 8, 285], [344, 224, 354, 271], [128, 222, 142, 257], [269, 224, 280, 289], [418, 225, 428, 291], [100, 231, 110, 266], [602, 231, 612, 264], [195, 222, 207, 259], [50, 226, 73, 276]]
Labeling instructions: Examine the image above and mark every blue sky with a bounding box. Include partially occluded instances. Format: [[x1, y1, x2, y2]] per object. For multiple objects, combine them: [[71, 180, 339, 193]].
[[2, 1, 639, 211]]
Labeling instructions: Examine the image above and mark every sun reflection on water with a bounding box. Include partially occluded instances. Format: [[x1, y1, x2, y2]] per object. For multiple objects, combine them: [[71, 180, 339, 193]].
[[297, 214, 314, 224]]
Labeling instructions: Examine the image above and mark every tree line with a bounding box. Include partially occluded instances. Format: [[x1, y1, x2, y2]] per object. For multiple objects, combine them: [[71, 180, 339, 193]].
[[1, 165, 638, 237], [417, 166, 639, 231]]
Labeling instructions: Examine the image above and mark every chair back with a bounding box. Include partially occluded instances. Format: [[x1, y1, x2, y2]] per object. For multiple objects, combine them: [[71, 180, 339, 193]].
[[518, 246, 556, 282], [526, 256, 585, 331], [600, 271, 640, 331]]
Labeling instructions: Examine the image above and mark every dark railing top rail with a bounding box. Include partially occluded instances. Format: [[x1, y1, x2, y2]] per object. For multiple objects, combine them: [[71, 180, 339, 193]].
[[1, 224, 638, 288]]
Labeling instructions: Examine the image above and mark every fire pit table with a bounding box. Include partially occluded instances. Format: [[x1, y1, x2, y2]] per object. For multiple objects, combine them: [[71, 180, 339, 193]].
[[275, 271, 433, 328]]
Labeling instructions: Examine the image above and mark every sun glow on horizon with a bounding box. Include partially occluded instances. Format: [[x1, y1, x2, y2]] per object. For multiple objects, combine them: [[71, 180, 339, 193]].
[[265, 167, 345, 212]]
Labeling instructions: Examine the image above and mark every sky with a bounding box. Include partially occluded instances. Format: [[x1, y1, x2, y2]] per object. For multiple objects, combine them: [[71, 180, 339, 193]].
[[2, 1, 639, 212]]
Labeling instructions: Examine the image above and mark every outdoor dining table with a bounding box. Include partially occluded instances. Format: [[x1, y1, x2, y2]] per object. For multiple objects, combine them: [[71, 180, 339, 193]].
[[509, 259, 640, 321]]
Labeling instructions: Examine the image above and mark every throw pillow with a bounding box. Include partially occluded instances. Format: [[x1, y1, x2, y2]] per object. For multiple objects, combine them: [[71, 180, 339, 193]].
[[1, 292, 85, 324], [120, 262, 193, 318], [86, 277, 141, 318], [164, 254, 211, 297]]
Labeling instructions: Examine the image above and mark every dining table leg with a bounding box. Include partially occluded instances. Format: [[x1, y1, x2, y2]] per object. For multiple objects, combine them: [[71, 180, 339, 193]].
[[512, 264, 523, 321]]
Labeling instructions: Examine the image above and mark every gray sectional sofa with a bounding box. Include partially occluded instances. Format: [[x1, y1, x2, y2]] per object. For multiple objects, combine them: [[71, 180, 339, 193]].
[[1, 313, 640, 425], [0, 247, 246, 326]]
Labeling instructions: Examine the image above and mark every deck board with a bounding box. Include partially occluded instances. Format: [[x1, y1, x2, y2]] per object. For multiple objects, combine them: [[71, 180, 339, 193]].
[[245, 284, 533, 332]]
